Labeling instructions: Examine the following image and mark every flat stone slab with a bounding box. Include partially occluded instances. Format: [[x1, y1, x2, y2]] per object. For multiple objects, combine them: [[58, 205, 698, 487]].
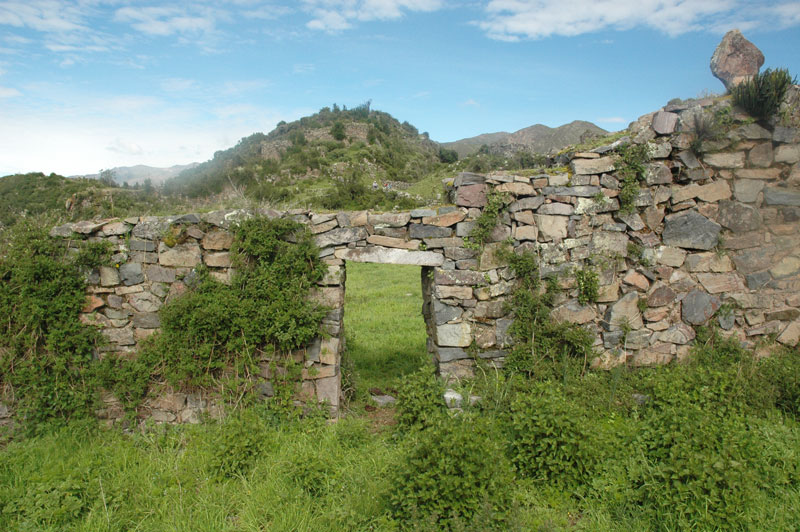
[[335, 246, 444, 266], [662, 210, 721, 250]]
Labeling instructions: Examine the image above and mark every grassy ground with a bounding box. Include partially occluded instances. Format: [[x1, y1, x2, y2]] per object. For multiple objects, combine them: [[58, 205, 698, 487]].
[[343, 262, 429, 396]]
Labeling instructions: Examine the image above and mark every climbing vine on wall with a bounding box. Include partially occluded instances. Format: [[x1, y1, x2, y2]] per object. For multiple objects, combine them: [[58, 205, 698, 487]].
[[104, 216, 329, 414]]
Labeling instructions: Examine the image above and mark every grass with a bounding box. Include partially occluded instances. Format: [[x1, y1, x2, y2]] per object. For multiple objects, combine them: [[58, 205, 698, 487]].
[[343, 262, 429, 396]]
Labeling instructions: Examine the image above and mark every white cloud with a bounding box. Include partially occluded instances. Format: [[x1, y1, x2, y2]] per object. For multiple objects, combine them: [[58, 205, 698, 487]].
[[0, 0, 88, 33], [302, 0, 443, 32], [221, 79, 271, 95], [0, 85, 20, 97], [114, 6, 218, 37], [106, 138, 144, 156], [462, 98, 479, 106], [475, 0, 785, 40], [293, 63, 315, 74]]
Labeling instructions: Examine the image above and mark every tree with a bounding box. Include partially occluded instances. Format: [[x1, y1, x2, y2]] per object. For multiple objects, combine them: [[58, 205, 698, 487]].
[[438, 147, 458, 164], [330, 121, 346, 141], [98, 169, 116, 186]]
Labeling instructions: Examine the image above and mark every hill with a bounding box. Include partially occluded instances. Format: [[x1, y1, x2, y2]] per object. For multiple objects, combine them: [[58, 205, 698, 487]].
[[164, 102, 442, 204], [442, 120, 609, 158], [75, 163, 199, 186], [0, 172, 193, 229]]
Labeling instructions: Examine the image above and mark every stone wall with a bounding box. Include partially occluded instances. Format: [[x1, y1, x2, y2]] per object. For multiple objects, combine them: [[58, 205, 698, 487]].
[[48, 91, 800, 422]]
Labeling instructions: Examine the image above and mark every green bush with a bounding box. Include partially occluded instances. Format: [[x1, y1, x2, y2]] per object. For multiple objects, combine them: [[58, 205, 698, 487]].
[[389, 415, 513, 530], [633, 404, 761, 530], [394, 368, 446, 431], [0, 223, 110, 429], [464, 191, 506, 250], [501, 249, 595, 381], [103, 216, 329, 414], [616, 143, 650, 213], [732, 68, 796, 121], [507, 385, 597, 489], [330, 121, 346, 141], [206, 409, 272, 480]]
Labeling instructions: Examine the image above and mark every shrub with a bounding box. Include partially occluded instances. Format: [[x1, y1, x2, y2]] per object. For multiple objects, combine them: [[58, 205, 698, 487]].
[[0, 223, 110, 429], [206, 409, 272, 480], [394, 368, 446, 431], [732, 68, 796, 121], [389, 415, 513, 530], [633, 404, 761, 530], [102, 216, 329, 414], [438, 147, 458, 164], [507, 385, 597, 489], [330, 121, 346, 141], [501, 249, 595, 381], [464, 191, 506, 250]]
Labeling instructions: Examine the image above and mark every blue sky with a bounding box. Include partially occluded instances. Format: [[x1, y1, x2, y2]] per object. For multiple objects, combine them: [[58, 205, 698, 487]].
[[1, 1, 799, 176]]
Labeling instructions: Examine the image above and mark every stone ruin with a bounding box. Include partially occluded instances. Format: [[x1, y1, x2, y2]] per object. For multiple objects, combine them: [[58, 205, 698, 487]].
[[3, 32, 797, 426], [42, 83, 800, 423]]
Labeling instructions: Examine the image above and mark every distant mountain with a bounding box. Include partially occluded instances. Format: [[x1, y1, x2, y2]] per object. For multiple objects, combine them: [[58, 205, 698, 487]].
[[442, 120, 608, 158], [75, 164, 199, 186]]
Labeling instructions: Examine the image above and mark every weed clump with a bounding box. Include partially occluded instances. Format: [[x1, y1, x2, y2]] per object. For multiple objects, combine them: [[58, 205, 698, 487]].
[[389, 415, 513, 530], [0, 223, 111, 430], [500, 248, 595, 381], [732, 68, 796, 122]]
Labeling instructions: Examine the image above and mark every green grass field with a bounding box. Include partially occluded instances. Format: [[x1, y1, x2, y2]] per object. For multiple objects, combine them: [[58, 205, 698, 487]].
[[343, 262, 429, 396]]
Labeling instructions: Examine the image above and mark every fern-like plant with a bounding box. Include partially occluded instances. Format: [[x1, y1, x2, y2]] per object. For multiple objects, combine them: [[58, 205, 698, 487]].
[[731, 68, 796, 121]]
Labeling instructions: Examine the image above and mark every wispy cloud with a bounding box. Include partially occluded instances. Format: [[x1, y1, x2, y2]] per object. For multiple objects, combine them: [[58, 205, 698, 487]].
[[161, 77, 199, 92], [0, 85, 20, 97], [293, 63, 315, 74], [221, 79, 271, 95], [462, 98, 479, 106], [114, 6, 219, 37], [476, 0, 800, 41], [106, 138, 144, 156], [302, 0, 444, 32]]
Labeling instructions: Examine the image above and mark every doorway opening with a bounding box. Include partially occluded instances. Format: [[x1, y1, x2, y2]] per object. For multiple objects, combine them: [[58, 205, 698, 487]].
[[342, 262, 430, 401]]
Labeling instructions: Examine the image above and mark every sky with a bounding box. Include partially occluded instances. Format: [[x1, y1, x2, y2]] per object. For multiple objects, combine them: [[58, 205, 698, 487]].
[[1, 1, 799, 176]]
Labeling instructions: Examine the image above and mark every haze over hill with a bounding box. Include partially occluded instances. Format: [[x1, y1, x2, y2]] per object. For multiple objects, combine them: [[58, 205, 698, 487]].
[[74, 164, 199, 186], [442, 120, 609, 158]]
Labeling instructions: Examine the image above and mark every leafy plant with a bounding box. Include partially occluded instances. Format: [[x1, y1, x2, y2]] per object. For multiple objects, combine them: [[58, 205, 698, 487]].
[[575, 267, 599, 305], [0, 223, 111, 430], [389, 415, 513, 530], [731, 68, 797, 122], [394, 368, 446, 431], [615, 143, 650, 213], [102, 216, 329, 415], [500, 248, 595, 381], [464, 191, 506, 251], [507, 385, 597, 489]]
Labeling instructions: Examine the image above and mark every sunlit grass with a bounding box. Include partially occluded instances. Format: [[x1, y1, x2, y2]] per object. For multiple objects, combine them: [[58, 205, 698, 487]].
[[343, 262, 429, 395]]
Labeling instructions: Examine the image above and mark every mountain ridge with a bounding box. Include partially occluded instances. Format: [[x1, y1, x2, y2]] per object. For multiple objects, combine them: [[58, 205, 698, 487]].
[[442, 120, 609, 158]]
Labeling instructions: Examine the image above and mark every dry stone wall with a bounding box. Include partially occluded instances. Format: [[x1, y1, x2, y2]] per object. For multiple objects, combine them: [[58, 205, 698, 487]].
[[50, 91, 800, 422]]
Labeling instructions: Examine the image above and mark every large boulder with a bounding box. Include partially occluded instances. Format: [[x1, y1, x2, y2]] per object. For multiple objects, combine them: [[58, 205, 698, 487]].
[[710, 29, 764, 90]]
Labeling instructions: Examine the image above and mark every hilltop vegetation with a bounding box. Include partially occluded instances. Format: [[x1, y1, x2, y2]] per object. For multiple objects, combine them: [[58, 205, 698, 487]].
[[163, 102, 443, 203], [0, 172, 201, 232]]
